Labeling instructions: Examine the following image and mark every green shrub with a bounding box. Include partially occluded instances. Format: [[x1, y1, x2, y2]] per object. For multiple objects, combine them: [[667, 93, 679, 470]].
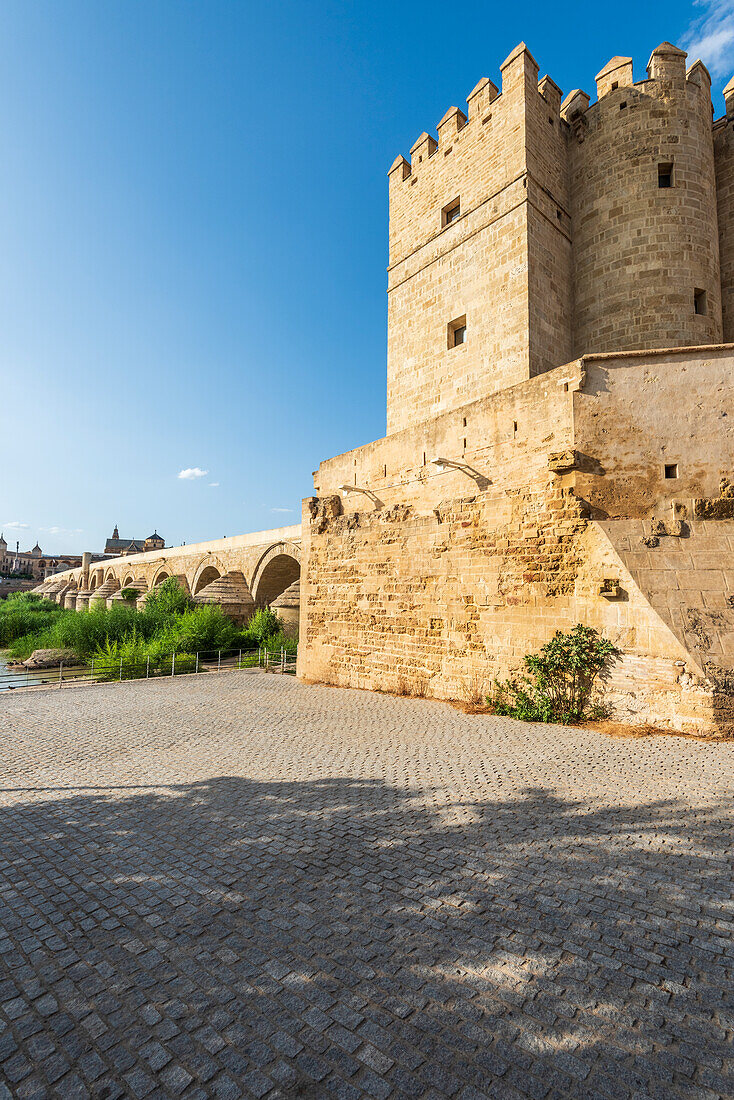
[[260, 629, 297, 656], [151, 604, 240, 655], [120, 587, 138, 602], [489, 624, 620, 724], [143, 577, 193, 618], [0, 593, 65, 649], [239, 607, 284, 646]]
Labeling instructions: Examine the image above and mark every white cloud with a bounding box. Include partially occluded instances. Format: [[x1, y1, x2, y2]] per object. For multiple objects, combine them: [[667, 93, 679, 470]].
[[40, 526, 83, 537], [682, 0, 734, 78], [4, 520, 29, 529], [270, 507, 294, 514], [178, 467, 208, 480], [208, 482, 220, 488]]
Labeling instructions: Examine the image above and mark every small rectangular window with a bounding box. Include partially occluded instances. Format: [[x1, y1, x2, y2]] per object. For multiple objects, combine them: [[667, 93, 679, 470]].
[[694, 288, 707, 315], [442, 198, 460, 227], [664, 463, 679, 480], [448, 316, 464, 349], [658, 162, 673, 188], [448, 315, 467, 348]]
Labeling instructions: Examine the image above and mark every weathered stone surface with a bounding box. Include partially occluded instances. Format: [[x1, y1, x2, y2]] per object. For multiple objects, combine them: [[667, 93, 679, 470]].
[[192, 570, 256, 623], [23, 648, 76, 669], [271, 578, 300, 636]]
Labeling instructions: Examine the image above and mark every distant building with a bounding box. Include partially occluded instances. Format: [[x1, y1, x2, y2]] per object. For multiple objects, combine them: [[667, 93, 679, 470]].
[[103, 525, 165, 557], [0, 534, 84, 579]]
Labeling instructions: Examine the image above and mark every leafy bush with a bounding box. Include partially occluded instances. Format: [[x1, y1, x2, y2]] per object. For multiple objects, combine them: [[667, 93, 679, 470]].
[[260, 629, 297, 656], [144, 577, 193, 618], [120, 587, 138, 602], [240, 607, 284, 646], [151, 604, 240, 656], [0, 593, 64, 648], [489, 624, 620, 724]]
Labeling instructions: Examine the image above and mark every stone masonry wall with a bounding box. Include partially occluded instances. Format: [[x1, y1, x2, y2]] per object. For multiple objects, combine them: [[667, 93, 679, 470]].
[[386, 45, 573, 434], [569, 48, 722, 355], [572, 347, 734, 519], [300, 351, 734, 734], [714, 113, 734, 341]]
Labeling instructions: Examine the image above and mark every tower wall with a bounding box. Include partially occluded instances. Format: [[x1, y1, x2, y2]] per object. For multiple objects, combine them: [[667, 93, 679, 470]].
[[714, 106, 734, 341], [386, 45, 573, 435], [569, 46, 722, 355]]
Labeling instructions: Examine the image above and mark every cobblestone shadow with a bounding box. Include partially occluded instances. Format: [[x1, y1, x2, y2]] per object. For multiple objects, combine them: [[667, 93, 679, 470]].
[[1, 773, 733, 1099]]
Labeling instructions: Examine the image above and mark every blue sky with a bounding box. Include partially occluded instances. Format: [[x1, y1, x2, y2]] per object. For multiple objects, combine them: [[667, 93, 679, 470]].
[[1, 0, 732, 554]]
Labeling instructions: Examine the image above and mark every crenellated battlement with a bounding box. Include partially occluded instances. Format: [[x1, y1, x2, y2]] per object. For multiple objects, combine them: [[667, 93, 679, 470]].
[[389, 42, 558, 195], [556, 43, 714, 135], [391, 41, 724, 196]]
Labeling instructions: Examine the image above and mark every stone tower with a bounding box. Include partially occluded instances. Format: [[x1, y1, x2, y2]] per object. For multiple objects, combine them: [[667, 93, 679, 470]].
[[386, 41, 727, 436], [567, 44, 722, 355], [386, 43, 572, 434]]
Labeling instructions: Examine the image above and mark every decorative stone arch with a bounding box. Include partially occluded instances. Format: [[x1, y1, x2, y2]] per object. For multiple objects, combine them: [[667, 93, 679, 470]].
[[104, 567, 119, 584], [151, 566, 171, 587], [89, 571, 103, 591], [122, 572, 136, 588], [250, 541, 301, 607], [191, 556, 227, 595]]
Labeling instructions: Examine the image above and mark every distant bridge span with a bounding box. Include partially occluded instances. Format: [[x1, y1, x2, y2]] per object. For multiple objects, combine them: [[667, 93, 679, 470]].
[[43, 524, 302, 611]]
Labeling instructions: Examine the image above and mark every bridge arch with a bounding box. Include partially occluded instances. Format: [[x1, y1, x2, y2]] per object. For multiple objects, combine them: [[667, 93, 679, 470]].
[[191, 557, 225, 595], [151, 567, 170, 587], [250, 542, 301, 607]]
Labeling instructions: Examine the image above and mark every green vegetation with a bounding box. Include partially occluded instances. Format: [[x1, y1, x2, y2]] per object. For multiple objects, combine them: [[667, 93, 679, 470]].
[[0, 580, 294, 669], [120, 587, 139, 602], [489, 624, 621, 724], [0, 592, 65, 648]]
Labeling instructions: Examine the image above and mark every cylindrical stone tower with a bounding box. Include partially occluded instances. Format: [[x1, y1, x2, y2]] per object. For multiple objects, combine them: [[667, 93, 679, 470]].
[[568, 44, 722, 355]]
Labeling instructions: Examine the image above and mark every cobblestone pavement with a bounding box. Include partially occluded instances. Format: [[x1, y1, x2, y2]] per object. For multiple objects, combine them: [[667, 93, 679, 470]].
[[1, 673, 733, 1100]]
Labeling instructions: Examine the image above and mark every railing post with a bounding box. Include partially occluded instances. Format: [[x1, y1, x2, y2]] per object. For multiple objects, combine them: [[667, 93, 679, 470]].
[[217, 650, 221, 672], [281, 646, 285, 673], [171, 652, 175, 677], [195, 652, 199, 674], [238, 649, 241, 669], [91, 658, 94, 683], [119, 656, 123, 682], [59, 661, 63, 688], [146, 656, 150, 679]]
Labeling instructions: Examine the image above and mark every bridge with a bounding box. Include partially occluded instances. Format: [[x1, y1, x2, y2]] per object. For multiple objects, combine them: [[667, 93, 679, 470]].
[[32, 524, 302, 624]]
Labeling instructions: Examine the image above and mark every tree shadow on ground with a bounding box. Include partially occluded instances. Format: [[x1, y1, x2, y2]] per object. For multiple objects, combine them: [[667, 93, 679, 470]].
[[0, 774, 732, 1100]]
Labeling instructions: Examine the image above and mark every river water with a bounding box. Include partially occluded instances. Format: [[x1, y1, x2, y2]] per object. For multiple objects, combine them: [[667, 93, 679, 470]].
[[0, 651, 45, 691]]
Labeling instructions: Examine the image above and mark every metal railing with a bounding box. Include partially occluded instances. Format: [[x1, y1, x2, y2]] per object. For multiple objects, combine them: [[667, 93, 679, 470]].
[[0, 644, 297, 693]]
